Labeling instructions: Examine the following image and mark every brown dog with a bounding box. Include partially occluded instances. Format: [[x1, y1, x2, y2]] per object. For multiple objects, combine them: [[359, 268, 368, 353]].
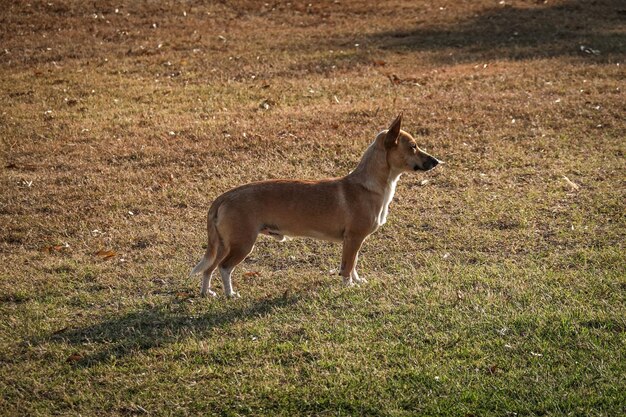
[[190, 115, 440, 297]]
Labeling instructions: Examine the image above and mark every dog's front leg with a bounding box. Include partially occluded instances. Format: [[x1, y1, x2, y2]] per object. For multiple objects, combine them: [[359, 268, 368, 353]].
[[340, 233, 366, 287]]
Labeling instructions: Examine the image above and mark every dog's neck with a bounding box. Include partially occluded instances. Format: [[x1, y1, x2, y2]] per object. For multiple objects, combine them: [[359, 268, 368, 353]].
[[348, 136, 402, 194]]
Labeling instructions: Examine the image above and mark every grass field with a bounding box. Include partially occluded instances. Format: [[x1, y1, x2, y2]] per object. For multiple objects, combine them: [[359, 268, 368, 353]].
[[1, 0, 625, 415]]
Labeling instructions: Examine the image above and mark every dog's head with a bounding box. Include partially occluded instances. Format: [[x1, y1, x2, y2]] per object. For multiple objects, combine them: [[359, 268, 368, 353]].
[[382, 114, 440, 172]]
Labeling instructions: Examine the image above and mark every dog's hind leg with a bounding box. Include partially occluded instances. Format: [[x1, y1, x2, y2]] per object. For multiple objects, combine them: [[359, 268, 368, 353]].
[[218, 266, 237, 298], [200, 247, 227, 297], [201, 269, 216, 297], [200, 260, 221, 297], [218, 239, 256, 298], [193, 214, 226, 296], [194, 241, 226, 297]]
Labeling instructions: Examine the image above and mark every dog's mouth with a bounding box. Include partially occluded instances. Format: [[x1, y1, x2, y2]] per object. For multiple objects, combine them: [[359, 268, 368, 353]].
[[413, 163, 432, 172]]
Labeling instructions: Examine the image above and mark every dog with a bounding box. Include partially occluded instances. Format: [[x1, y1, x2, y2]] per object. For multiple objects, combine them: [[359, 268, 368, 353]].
[[190, 114, 440, 297]]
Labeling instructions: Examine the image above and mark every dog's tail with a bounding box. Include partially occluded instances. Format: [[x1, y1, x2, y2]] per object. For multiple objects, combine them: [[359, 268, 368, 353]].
[[190, 253, 212, 276], [189, 207, 221, 276]]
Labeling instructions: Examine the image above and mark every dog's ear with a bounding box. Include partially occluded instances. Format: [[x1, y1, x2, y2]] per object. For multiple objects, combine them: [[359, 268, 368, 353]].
[[384, 113, 402, 148]]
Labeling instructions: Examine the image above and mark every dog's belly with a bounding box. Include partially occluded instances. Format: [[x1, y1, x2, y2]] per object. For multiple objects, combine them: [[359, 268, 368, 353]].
[[296, 229, 343, 242], [259, 226, 286, 241], [260, 224, 343, 242]]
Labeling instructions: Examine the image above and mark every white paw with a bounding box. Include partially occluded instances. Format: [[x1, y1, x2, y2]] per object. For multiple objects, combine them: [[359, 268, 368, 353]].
[[201, 289, 217, 298], [342, 279, 355, 287], [226, 291, 241, 299], [351, 270, 367, 285]]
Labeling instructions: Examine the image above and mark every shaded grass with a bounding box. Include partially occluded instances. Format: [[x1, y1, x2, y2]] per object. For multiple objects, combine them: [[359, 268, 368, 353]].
[[3, 260, 624, 415], [1, 0, 625, 415]]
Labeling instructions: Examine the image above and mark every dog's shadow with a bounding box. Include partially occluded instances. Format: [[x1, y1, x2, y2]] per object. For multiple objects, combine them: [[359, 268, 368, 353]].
[[43, 291, 302, 368]]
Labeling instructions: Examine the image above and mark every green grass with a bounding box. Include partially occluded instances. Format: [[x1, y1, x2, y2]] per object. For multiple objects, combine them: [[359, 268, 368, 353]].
[[3, 258, 624, 415], [1, 0, 625, 415]]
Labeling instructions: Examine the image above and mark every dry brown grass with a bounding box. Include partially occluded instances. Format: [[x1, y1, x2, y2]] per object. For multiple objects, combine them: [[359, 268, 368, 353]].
[[1, 0, 625, 415]]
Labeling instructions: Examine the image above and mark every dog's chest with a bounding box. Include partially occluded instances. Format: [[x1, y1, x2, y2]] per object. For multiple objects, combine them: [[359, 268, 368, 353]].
[[376, 176, 399, 227]]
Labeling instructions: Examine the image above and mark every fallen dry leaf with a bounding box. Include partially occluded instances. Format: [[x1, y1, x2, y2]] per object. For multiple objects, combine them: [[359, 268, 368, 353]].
[[387, 74, 422, 86], [579, 45, 600, 55], [562, 175, 580, 190], [176, 291, 192, 298], [244, 271, 261, 278], [66, 353, 83, 362], [52, 327, 69, 335], [95, 249, 116, 259], [43, 243, 69, 253]]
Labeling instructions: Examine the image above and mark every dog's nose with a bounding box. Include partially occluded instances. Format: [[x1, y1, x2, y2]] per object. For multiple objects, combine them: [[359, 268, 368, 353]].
[[424, 157, 439, 171]]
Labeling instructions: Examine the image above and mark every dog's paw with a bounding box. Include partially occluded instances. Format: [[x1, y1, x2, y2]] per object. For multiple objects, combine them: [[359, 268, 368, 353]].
[[342, 279, 355, 288], [201, 289, 217, 298], [354, 277, 368, 285], [226, 291, 241, 299]]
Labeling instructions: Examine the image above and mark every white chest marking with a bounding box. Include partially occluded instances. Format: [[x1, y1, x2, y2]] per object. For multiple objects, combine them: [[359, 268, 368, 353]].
[[377, 174, 401, 227]]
